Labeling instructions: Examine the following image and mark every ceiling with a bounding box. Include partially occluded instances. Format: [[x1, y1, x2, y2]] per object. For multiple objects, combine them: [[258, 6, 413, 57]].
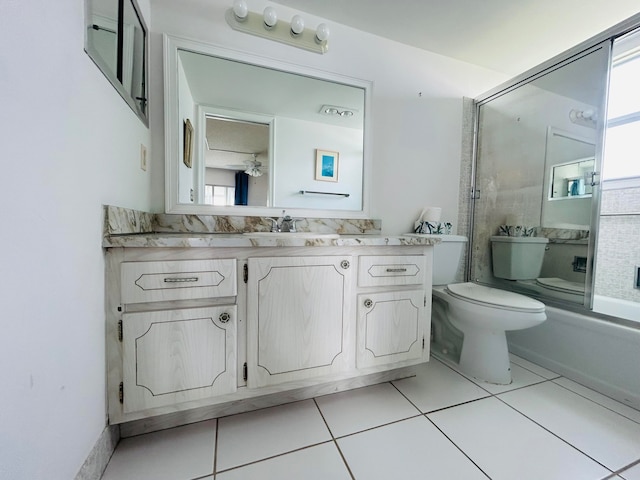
[[271, 0, 640, 75]]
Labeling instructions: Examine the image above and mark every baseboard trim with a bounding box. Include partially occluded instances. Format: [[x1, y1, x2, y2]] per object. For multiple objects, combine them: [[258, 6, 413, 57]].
[[74, 424, 120, 480], [120, 367, 416, 438]]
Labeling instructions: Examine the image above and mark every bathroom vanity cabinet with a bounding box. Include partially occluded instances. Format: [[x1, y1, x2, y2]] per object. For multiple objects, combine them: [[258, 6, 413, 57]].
[[104, 237, 436, 430], [247, 255, 354, 388]]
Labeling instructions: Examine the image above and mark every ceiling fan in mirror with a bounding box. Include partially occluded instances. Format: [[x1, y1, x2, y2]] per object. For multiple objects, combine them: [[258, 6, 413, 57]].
[[222, 153, 266, 177]]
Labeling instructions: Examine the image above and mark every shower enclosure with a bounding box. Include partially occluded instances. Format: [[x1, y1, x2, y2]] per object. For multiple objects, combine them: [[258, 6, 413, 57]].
[[468, 26, 640, 324]]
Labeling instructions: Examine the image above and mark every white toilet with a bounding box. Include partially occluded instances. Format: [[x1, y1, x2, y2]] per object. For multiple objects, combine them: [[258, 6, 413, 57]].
[[430, 235, 546, 385]]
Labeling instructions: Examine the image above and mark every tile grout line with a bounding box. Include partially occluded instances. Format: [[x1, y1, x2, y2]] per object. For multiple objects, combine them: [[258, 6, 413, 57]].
[[433, 353, 552, 397], [389, 380, 493, 479], [214, 440, 335, 476], [423, 414, 492, 480], [492, 392, 615, 475], [614, 457, 640, 477], [550, 378, 640, 426], [312, 397, 356, 480], [212, 418, 218, 479], [436, 353, 640, 426]]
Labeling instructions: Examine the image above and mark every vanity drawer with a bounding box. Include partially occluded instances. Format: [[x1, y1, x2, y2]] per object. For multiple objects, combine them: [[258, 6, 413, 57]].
[[358, 255, 425, 287], [121, 259, 236, 303]]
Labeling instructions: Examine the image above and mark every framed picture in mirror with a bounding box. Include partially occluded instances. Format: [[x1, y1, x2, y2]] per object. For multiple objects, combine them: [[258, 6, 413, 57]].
[[315, 149, 339, 182], [183, 119, 193, 168]]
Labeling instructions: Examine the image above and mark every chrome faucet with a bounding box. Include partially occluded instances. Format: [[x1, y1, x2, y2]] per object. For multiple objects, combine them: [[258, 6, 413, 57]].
[[267, 210, 299, 232], [280, 214, 297, 232]]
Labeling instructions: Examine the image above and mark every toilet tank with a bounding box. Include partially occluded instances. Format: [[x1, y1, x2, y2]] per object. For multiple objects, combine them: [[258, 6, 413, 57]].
[[429, 235, 468, 286], [490, 236, 549, 280]]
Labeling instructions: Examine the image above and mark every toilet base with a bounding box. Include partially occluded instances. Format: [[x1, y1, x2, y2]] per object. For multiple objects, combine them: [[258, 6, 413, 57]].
[[458, 328, 512, 385]]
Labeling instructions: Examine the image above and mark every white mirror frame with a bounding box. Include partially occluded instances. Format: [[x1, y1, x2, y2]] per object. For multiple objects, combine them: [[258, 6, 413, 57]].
[[163, 34, 373, 218]]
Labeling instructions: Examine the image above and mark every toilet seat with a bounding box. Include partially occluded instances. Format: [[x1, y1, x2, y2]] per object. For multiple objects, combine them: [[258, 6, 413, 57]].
[[535, 277, 584, 294], [445, 282, 545, 313]]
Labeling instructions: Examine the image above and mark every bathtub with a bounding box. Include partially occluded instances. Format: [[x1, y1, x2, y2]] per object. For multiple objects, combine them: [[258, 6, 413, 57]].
[[507, 305, 640, 410], [593, 295, 640, 323]]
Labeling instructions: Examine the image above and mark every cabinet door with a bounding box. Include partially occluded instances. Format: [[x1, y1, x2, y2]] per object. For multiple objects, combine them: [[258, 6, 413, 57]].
[[247, 256, 353, 388], [122, 306, 236, 413], [357, 290, 426, 368]]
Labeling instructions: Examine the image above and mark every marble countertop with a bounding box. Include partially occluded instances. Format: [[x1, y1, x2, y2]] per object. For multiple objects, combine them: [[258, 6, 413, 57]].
[[103, 233, 442, 248]]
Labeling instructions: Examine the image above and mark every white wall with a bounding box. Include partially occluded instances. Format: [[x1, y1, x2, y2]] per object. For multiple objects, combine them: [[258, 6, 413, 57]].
[[274, 117, 363, 210], [148, 0, 506, 233], [0, 0, 151, 478]]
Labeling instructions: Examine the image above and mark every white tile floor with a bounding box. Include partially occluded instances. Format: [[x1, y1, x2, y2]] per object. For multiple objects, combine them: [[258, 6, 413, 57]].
[[101, 355, 640, 480]]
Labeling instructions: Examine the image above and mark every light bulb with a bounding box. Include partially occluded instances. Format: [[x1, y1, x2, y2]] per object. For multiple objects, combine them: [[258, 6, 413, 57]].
[[263, 7, 277, 28], [315, 23, 330, 43], [232, 0, 248, 21], [290, 15, 304, 36]]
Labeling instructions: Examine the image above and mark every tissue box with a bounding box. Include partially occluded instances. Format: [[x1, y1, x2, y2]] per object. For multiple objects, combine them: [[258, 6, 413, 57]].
[[498, 225, 536, 237], [415, 221, 452, 235]]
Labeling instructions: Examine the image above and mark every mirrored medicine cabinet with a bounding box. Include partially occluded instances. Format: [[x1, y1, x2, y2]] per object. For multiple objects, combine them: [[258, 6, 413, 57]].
[[85, 0, 148, 125]]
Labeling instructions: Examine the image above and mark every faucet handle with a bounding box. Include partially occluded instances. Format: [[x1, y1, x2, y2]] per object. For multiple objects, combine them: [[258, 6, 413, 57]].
[[266, 217, 279, 232]]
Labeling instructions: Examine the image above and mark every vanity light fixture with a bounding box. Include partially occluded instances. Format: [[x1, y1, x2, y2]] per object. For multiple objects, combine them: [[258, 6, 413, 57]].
[[320, 105, 355, 117], [226, 1, 329, 54]]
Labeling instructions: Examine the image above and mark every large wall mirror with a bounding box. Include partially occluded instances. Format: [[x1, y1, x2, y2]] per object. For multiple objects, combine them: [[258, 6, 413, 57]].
[[470, 42, 611, 307], [164, 35, 371, 218]]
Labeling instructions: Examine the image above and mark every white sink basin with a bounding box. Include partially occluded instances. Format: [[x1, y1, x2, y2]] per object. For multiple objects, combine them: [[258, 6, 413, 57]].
[[243, 232, 340, 239]]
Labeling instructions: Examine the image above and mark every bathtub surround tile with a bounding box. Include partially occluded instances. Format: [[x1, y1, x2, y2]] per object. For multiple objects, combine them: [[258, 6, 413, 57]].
[[216, 400, 331, 471], [392, 358, 490, 412], [338, 416, 488, 480], [428, 397, 610, 480], [100, 420, 216, 480], [216, 443, 351, 480], [314, 382, 420, 437], [498, 382, 640, 471], [553, 377, 640, 424], [509, 353, 561, 379]]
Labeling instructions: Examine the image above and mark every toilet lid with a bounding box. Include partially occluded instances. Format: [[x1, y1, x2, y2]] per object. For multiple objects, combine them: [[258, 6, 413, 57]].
[[446, 282, 545, 313], [536, 277, 584, 294]]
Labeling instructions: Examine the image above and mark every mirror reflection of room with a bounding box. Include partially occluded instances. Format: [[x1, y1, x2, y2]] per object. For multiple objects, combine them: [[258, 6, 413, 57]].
[[203, 116, 270, 207], [173, 47, 366, 213], [471, 44, 610, 306]]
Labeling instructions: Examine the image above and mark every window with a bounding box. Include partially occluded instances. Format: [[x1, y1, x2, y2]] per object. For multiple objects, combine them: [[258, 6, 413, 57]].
[[205, 185, 236, 206], [603, 37, 640, 182], [85, 0, 148, 124]]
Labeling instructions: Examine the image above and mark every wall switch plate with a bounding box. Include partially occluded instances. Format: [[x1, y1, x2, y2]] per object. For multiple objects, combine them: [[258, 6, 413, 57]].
[[140, 144, 147, 171]]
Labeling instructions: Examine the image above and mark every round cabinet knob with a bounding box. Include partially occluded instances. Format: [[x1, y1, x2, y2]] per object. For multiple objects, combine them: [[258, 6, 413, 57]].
[[340, 260, 350, 269], [219, 312, 231, 323], [364, 299, 373, 308]]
